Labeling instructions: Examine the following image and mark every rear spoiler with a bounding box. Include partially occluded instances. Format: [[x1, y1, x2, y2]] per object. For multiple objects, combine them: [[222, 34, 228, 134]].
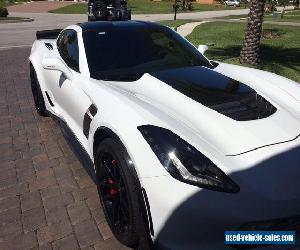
[[36, 29, 63, 40]]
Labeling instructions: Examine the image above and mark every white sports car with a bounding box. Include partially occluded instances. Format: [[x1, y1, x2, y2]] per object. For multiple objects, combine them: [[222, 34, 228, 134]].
[[29, 21, 300, 250]]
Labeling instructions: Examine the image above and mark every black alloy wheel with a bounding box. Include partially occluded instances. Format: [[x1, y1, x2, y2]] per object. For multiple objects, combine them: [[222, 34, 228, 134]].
[[95, 138, 152, 249], [99, 151, 130, 234]]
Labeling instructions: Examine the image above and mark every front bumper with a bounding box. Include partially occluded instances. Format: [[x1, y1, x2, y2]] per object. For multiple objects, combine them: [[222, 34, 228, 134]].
[[141, 138, 300, 249]]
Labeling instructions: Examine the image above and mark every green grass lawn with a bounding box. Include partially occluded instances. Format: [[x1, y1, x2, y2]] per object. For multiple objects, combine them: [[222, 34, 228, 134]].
[[220, 10, 300, 22], [0, 16, 22, 20], [158, 19, 195, 28], [49, 0, 242, 14], [49, 3, 87, 14], [186, 22, 300, 82], [0, 16, 32, 22], [0, 0, 28, 8]]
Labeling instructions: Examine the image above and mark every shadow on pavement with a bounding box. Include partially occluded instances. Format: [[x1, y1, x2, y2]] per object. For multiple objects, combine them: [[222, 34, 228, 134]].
[[155, 145, 300, 250]]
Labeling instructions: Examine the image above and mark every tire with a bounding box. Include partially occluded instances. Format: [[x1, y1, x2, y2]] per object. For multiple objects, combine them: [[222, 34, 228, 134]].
[[30, 64, 48, 117], [95, 138, 151, 249], [127, 10, 131, 20], [92, 1, 107, 21]]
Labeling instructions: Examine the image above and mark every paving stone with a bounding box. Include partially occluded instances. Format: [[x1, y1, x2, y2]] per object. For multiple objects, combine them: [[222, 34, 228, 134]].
[[0, 231, 38, 250], [36, 168, 55, 180], [67, 201, 91, 225], [34, 242, 52, 250], [0, 168, 16, 181], [37, 220, 73, 245], [45, 206, 69, 225], [40, 185, 61, 199], [97, 221, 113, 240], [94, 237, 130, 250], [20, 191, 42, 212], [91, 207, 106, 226], [32, 153, 49, 165], [35, 158, 60, 172], [0, 183, 28, 200], [15, 158, 33, 171], [52, 234, 79, 250], [0, 176, 18, 190], [17, 166, 36, 184], [74, 219, 102, 248], [53, 166, 73, 180], [22, 206, 46, 233], [0, 220, 22, 240], [86, 196, 101, 211], [0, 161, 15, 172], [58, 178, 79, 193], [0, 136, 12, 145], [43, 192, 74, 212], [29, 175, 56, 192], [0, 207, 21, 226], [0, 196, 19, 213]]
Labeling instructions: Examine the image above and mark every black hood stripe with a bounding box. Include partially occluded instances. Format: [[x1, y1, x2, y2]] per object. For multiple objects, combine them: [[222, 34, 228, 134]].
[[150, 66, 276, 121]]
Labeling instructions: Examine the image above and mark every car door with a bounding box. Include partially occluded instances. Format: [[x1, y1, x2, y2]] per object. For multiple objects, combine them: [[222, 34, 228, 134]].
[[49, 29, 94, 150]]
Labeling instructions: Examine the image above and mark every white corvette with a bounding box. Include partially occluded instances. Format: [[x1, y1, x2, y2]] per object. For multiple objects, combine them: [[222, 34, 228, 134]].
[[29, 21, 300, 250]]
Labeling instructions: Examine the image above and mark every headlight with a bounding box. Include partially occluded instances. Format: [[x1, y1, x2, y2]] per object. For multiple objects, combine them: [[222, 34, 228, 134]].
[[138, 125, 240, 193]]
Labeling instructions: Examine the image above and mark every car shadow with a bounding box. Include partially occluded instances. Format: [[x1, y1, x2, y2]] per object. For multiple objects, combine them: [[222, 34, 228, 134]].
[[50, 113, 97, 184], [154, 144, 300, 250]]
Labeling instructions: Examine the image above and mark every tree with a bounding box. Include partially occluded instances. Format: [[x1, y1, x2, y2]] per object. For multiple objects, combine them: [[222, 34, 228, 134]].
[[294, 0, 299, 9], [173, 0, 180, 20], [239, 0, 266, 65], [181, 0, 193, 10]]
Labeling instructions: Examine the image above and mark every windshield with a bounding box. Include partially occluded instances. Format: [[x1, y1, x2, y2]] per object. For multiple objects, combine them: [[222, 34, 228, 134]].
[[83, 24, 212, 81]]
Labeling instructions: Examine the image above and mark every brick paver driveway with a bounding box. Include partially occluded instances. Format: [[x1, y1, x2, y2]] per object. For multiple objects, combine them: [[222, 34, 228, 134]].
[[0, 48, 129, 249]]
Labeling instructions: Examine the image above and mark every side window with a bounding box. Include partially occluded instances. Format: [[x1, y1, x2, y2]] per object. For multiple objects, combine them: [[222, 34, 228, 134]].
[[57, 29, 80, 72]]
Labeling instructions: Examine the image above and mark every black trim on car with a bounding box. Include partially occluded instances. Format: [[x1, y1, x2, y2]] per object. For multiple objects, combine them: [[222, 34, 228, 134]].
[[141, 188, 154, 236], [36, 29, 63, 40], [227, 133, 300, 156], [45, 91, 54, 107], [83, 113, 92, 138], [83, 104, 98, 139]]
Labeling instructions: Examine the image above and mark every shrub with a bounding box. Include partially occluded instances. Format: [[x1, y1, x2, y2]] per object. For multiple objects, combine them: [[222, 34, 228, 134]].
[[0, 7, 9, 17]]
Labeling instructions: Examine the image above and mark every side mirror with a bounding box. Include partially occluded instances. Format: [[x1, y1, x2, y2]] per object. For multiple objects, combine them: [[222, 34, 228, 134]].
[[198, 45, 209, 55], [42, 57, 73, 81]]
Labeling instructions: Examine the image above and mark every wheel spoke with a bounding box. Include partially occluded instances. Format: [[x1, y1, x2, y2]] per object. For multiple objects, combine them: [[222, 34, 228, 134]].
[[102, 159, 113, 176], [98, 151, 130, 234]]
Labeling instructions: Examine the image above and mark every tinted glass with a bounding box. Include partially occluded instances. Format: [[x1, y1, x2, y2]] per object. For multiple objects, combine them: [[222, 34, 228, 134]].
[[57, 29, 80, 72], [83, 25, 212, 81]]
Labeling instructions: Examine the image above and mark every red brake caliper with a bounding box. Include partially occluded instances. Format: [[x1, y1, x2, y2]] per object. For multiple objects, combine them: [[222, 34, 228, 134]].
[[109, 160, 118, 197]]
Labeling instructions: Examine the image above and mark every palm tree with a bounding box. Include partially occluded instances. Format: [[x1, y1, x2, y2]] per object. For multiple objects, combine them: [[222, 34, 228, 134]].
[[239, 0, 266, 65]]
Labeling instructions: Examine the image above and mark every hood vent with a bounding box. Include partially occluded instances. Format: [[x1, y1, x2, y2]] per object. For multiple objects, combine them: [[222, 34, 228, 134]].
[[151, 66, 277, 121], [209, 92, 276, 121]]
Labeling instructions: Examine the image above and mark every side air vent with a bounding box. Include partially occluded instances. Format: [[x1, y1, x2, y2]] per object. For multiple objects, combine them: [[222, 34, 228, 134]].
[[44, 43, 53, 50]]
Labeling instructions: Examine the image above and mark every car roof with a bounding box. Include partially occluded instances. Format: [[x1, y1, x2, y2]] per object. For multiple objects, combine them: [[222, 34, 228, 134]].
[[79, 20, 163, 32]]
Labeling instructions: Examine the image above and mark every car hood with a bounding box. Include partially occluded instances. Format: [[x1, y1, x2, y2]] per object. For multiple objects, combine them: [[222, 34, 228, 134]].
[[102, 65, 300, 156]]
